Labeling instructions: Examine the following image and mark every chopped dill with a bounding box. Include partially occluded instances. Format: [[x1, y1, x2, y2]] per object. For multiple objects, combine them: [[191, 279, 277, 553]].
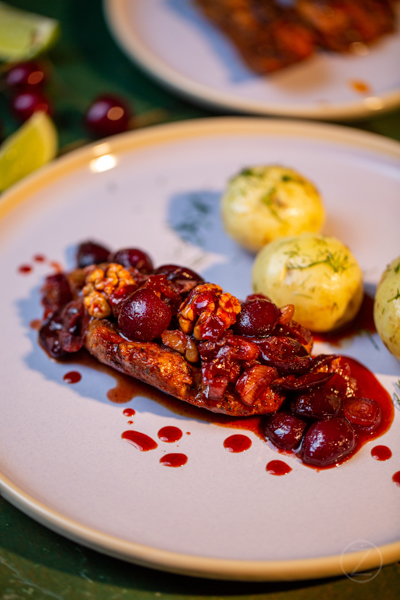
[[388, 289, 400, 302], [395, 263, 400, 274], [285, 249, 351, 274], [261, 187, 283, 222]]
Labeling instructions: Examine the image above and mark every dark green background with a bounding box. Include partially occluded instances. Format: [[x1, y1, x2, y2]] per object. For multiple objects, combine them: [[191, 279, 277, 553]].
[[1, 1, 399, 598]]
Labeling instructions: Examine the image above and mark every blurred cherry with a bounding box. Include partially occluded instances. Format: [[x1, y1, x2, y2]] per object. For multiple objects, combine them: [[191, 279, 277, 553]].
[[85, 94, 132, 137], [4, 61, 47, 90], [11, 90, 52, 121]]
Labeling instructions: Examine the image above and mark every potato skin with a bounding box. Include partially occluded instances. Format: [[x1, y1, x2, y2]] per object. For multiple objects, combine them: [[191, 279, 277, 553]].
[[374, 256, 400, 361], [221, 165, 325, 253], [252, 233, 363, 332]]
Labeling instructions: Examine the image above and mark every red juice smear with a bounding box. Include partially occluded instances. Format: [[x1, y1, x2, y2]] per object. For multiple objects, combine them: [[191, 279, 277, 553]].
[[266, 460, 292, 476], [63, 371, 81, 384], [371, 445, 392, 461], [393, 472, 400, 487], [123, 408, 135, 417], [121, 430, 158, 451], [223, 434, 252, 453], [160, 453, 187, 467], [158, 426, 183, 443], [18, 264, 32, 274]]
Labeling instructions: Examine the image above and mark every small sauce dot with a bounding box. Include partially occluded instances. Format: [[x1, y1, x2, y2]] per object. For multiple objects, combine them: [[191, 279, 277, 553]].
[[123, 408, 135, 417], [33, 254, 46, 262], [350, 79, 371, 94], [371, 445, 392, 461], [63, 371, 81, 384], [30, 319, 42, 330], [266, 460, 292, 476], [18, 265, 32, 274], [158, 426, 183, 443], [223, 434, 252, 453], [160, 453, 187, 467], [392, 472, 400, 487], [121, 430, 158, 451]]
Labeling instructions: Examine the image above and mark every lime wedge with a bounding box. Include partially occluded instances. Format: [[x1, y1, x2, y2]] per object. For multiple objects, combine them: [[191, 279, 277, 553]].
[[0, 1, 60, 62], [0, 111, 58, 191]]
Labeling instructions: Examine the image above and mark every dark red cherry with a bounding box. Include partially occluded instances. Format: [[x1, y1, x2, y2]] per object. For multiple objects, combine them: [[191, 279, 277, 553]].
[[235, 298, 279, 337], [343, 397, 382, 430], [85, 94, 131, 137], [76, 241, 111, 268], [154, 264, 204, 294], [110, 248, 153, 273], [11, 90, 52, 121], [292, 388, 341, 419], [118, 288, 172, 341], [4, 61, 46, 89], [264, 412, 307, 451], [302, 418, 357, 467]]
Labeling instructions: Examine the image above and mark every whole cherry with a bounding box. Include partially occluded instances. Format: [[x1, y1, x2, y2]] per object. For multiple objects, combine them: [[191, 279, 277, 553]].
[[4, 61, 47, 90], [11, 89, 52, 121], [85, 94, 132, 137]]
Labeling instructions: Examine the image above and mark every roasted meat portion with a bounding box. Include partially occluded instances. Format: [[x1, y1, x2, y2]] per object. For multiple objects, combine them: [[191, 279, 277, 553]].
[[195, 0, 398, 73], [296, 0, 397, 52], [195, 0, 316, 73], [37, 241, 337, 417]]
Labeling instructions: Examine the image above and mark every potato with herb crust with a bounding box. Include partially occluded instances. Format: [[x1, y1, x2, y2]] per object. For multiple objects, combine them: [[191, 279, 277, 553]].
[[221, 165, 325, 253], [374, 257, 400, 361], [252, 233, 363, 332]]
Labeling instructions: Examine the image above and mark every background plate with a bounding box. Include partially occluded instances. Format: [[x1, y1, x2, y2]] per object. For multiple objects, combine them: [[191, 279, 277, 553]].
[[104, 0, 400, 120], [0, 118, 399, 581]]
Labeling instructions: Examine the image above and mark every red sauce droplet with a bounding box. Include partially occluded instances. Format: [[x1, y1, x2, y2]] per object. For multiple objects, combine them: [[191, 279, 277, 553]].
[[33, 254, 46, 262], [314, 293, 375, 346], [393, 471, 400, 487], [18, 265, 32, 274], [371, 445, 392, 461], [63, 371, 81, 384], [123, 408, 135, 417], [30, 318, 42, 330], [158, 426, 183, 443], [266, 460, 292, 476], [223, 434, 252, 453], [121, 430, 158, 451], [127, 420, 133, 425], [350, 79, 371, 94], [160, 453, 187, 467], [50, 261, 63, 273]]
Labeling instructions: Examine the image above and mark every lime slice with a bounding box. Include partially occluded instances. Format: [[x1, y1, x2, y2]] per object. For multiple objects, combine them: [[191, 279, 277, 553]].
[[0, 111, 58, 191], [0, 1, 60, 62]]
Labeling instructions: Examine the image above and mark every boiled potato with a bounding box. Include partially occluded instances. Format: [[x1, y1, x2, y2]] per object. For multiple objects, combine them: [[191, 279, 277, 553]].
[[221, 165, 325, 252], [374, 256, 400, 361], [252, 233, 363, 332]]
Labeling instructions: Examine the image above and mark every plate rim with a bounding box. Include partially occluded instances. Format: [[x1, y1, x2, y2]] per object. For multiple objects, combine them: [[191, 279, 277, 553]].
[[1, 116, 400, 581], [103, 0, 400, 121]]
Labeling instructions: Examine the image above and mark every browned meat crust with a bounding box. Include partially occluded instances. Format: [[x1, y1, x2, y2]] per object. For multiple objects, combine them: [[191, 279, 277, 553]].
[[195, 0, 397, 73], [85, 318, 285, 416]]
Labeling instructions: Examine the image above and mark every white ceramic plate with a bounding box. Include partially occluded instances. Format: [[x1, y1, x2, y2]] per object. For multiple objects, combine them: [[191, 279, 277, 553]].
[[103, 0, 400, 121], [0, 118, 400, 582]]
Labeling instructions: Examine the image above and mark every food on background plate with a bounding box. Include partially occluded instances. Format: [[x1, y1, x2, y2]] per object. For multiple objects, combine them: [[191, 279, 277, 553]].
[[195, 0, 397, 74], [221, 165, 325, 253], [252, 233, 363, 332], [374, 255, 400, 361], [37, 240, 393, 468]]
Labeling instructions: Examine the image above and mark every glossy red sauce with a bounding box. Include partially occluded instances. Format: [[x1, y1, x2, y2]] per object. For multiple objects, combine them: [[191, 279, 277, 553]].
[[63, 371, 81, 384], [371, 445, 392, 461], [121, 430, 158, 451], [127, 421, 133, 425], [393, 472, 400, 487], [123, 408, 135, 417], [18, 264, 32, 274], [160, 453, 187, 467], [30, 318, 42, 330], [266, 460, 292, 476], [314, 294, 375, 346], [223, 434, 252, 453], [33, 254, 46, 262], [350, 79, 371, 94], [158, 426, 183, 443]]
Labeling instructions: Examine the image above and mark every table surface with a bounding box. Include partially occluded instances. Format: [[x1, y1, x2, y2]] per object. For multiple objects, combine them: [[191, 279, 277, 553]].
[[0, 1, 399, 598]]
